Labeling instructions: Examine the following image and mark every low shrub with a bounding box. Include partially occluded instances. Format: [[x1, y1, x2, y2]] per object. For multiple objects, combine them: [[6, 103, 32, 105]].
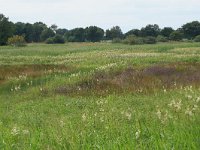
[[112, 38, 122, 43], [7, 35, 26, 47], [194, 35, 200, 42], [46, 37, 54, 44], [46, 35, 65, 44], [143, 36, 157, 44], [123, 35, 143, 45], [169, 31, 183, 41], [156, 35, 168, 42]]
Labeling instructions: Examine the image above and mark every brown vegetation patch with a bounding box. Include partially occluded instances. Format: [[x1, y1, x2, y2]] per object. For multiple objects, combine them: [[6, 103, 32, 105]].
[[0, 64, 71, 84], [56, 63, 200, 95]]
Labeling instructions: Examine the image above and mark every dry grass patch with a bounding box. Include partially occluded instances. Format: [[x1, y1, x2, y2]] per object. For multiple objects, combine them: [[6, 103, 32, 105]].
[[55, 62, 200, 95], [0, 64, 71, 84]]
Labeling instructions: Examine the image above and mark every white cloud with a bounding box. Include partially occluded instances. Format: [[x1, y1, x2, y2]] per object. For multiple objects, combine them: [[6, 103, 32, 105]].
[[0, 0, 200, 32]]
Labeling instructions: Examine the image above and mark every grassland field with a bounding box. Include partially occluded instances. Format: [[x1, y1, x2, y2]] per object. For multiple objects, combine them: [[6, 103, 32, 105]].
[[0, 42, 200, 149]]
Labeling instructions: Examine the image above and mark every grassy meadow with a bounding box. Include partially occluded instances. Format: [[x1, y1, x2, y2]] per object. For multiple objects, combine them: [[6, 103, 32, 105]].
[[0, 42, 200, 149]]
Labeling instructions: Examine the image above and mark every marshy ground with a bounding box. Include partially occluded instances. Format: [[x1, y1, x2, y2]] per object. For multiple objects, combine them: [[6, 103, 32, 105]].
[[0, 42, 200, 149]]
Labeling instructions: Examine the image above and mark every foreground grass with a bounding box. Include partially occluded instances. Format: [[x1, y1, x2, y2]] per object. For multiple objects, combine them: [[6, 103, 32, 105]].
[[0, 42, 200, 149]]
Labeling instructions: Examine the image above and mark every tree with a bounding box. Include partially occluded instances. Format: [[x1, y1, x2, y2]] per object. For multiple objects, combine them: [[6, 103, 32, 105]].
[[85, 26, 104, 42], [40, 28, 55, 41], [106, 26, 123, 40], [65, 28, 85, 42], [140, 24, 160, 37], [125, 29, 140, 37], [46, 34, 65, 44], [14, 22, 26, 36], [56, 28, 68, 36], [182, 21, 200, 39], [51, 24, 58, 33], [32, 22, 47, 42], [24, 23, 34, 42], [170, 31, 183, 41], [160, 27, 174, 38], [0, 14, 14, 45]]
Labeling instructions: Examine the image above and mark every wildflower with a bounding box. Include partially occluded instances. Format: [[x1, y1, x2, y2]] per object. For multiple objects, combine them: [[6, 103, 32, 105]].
[[94, 113, 97, 117], [11, 126, 20, 136], [168, 100, 182, 111], [15, 86, 18, 91], [125, 112, 132, 120], [135, 129, 141, 139], [185, 108, 193, 116], [99, 108, 104, 112], [192, 105, 198, 111], [100, 117, 104, 122], [187, 95, 192, 100], [60, 120, 65, 127], [156, 109, 162, 120], [22, 129, 29, 135], [78, 87, 81, 91], [196, 97, 200, 103], [174, 100, 182, 111], [82, 113, 87, 122]]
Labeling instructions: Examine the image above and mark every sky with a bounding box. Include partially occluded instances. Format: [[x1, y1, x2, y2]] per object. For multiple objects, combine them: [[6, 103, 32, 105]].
[[0, 0, 200, 32]]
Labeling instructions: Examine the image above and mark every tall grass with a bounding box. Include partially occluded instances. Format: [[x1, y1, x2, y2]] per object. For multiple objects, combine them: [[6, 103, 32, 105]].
[[0, 42, 200, 149]]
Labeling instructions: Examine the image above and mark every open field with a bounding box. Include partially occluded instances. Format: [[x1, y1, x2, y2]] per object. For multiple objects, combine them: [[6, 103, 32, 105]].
[[0, 42, 200, 149]]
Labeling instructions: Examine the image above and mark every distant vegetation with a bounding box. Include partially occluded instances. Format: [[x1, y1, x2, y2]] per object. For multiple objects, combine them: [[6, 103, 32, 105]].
[[1, 13, 200, 45], [7, 35, 26, 47]]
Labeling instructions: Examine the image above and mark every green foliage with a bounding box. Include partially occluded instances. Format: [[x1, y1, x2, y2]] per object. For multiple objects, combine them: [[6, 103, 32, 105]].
[[0, 14, 14, 45], [143, 36, 157, 44], [125, 29, 140, 37], [182, 21, 200, 39], [14, 22, 26, 36], [106, 26, 123, 40], [65, 28, 85, 42], [56, 28, 68, 36], [85, 26, 104, 42], [160, 27, 174, 38], [194, 35, 200, 42], [156, 35, 168, 42], [46, 35, 65, 44], [45, 37, 54, 44], [112, 38, 122, 43], [123, 35, 143, 45], [140, 24, 160, 37], [170, 31, 183, 41], [7, 35, 26, 47], [32, 22, 47, 42], [40, 28, 55, 41]]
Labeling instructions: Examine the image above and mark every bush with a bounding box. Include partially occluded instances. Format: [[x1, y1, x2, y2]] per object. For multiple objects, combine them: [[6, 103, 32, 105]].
[[143, 36, 157, 44], [7, 35, 26, 47], [194, 35, 200, 42], [169, 31, 183, 41], [123, 35, 143, 45], [156, 35, 168, 42], [46, 37, 54, 44], [54, 35, 65, 43], [112, 38, 121, 43], [46, 35, 65, 44]]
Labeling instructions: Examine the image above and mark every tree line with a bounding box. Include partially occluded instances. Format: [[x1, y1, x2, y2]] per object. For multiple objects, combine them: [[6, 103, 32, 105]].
[[1, 13, 200, 45]]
